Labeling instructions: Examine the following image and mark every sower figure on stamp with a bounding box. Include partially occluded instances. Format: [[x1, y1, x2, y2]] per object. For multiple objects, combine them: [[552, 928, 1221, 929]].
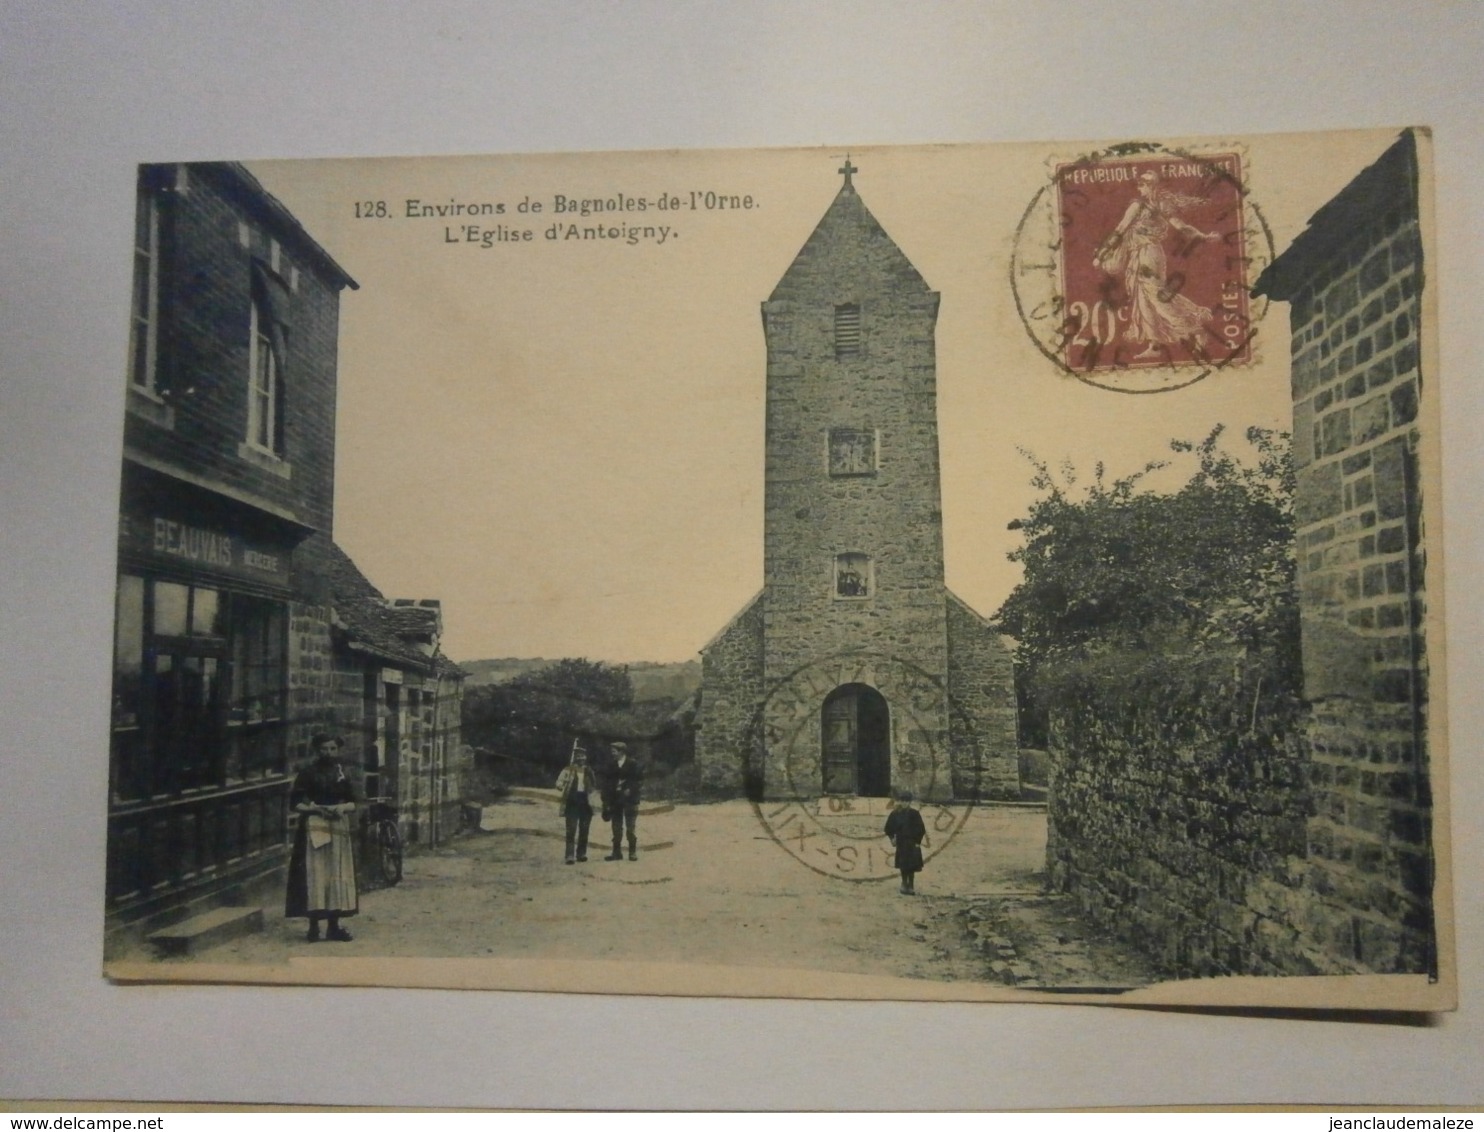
[[602, 741, 643, 861], [884, 789, 929, 895], [286, 733, 359, 942], [555, 742, 600, 864], [1093, 170, 1220, 360]]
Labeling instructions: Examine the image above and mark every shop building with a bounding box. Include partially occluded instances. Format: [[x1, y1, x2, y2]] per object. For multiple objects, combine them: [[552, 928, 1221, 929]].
[[107, 162, 358, 947]]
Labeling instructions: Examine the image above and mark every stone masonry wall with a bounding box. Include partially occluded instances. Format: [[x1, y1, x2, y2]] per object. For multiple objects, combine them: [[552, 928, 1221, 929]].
[[697, 594, 765, 796], [944, 592, 1019, 799], [287, 601, 335, 770], [1275, 134, 1433, 973], [1045, 656, 1318, 977]]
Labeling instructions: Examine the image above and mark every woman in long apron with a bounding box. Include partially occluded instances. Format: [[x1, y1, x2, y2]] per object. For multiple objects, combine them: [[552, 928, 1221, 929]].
[[285, 733, 359, 942]]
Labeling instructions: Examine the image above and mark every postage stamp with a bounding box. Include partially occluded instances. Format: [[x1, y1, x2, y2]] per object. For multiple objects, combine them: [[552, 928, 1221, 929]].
[[1012, 143, 1274, 392]]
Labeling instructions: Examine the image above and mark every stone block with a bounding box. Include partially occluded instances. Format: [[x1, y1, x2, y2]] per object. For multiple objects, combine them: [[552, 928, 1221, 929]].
[[1296, 462, 1343, 526], [1320, 409, 1352, 457], [1393, 341, 1418, 377], [1325, 275, 1360, 322], [1390, 379, 1418, 426], [148, 905, 264, 957]]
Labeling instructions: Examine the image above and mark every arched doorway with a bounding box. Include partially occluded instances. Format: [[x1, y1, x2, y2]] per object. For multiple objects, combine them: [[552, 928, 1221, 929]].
[[820, 683, 891, 796]]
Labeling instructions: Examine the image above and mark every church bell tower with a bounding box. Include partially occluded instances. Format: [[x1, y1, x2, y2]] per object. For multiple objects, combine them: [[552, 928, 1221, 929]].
[[697, 160, 1018, 803], [759, 160, 951, 795]]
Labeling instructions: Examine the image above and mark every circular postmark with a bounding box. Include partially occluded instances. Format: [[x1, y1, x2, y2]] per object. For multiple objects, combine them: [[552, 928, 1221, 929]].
[[1011, 141, 1276, 393], [745, 651, 983, 882]]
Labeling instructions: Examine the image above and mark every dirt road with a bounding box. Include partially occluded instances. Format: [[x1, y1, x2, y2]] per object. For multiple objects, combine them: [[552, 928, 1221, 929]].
[[139, 797, 1157, 990]]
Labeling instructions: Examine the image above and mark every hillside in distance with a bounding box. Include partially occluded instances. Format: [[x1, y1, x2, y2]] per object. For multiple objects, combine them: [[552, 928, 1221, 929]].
[[458, 657, 702, 703]]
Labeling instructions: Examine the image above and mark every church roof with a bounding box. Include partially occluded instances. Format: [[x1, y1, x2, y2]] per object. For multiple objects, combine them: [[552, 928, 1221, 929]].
[[768, 162, 932, 302]]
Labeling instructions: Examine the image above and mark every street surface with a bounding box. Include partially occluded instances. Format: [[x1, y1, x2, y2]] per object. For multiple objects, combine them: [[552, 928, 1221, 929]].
[[131, 797, 1157, 990]]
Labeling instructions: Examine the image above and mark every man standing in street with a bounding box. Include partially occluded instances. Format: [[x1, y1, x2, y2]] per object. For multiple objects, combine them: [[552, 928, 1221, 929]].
[[555, 744, 600, 864], [602, 741, 643, 861]]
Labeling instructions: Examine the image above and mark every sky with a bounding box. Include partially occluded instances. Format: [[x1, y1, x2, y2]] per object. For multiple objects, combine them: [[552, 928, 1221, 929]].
[[250, 129, 1404, 663]]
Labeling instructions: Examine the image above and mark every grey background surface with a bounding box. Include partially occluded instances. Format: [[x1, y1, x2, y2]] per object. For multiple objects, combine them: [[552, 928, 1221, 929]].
[[2, 0, 1481, 1110]]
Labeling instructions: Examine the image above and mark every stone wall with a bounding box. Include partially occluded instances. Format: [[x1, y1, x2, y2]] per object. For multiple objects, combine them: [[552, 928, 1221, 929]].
[[1257, 130, 1434, 973], [696, 593, 764, 796], [287, 601, 336, 768], [1045, 654, 1319, 977], [944, 592, 1020, 799]]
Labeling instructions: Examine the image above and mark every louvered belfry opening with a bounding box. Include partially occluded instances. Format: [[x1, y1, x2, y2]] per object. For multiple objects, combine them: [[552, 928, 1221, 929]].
[[834, 302, 861, 358]]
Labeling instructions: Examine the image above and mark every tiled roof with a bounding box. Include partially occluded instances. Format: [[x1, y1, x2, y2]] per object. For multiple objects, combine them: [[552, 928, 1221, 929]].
[[386, 602, 440, 638], [321, 539, 463, 677]]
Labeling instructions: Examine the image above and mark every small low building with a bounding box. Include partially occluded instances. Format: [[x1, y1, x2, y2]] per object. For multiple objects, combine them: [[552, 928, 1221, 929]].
[[322, 540, 467, 848]]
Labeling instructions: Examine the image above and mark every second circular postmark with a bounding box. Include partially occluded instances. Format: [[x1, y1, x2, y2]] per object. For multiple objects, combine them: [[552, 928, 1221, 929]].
[[744, 651, 984, 883]]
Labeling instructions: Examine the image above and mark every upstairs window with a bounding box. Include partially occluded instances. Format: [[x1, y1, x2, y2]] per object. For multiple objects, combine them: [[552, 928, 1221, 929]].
[[128, 188, 160, 393], [246, 295, 282, 455], [834, 303, 861, 358]]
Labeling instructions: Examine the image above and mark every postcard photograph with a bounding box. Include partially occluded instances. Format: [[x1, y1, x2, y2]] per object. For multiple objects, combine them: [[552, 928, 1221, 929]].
[[100, 129, 1453, 1010]]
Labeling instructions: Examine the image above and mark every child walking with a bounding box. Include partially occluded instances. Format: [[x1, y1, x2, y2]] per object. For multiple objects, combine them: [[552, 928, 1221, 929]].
[[884, 789, 929, 895]]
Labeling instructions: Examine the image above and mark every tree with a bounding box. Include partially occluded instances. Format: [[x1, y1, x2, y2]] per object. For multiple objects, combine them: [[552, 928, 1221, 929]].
[[462, 659, 636, 783], [995, 426, 1300, 742]]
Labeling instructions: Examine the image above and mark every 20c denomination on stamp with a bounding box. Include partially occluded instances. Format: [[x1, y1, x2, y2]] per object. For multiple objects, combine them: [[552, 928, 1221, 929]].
[[1012, 143, 1276, 393]]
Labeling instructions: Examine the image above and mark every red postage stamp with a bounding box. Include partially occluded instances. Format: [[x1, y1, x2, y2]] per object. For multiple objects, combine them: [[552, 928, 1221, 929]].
[[1054, 151, 1254, 374]]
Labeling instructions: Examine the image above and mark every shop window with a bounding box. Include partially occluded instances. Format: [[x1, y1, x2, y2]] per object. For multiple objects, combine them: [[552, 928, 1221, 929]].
[[226, 595, 287, 780], [153, 580, 189, 637], [111, 575, 146, 801], [151, 653, 221, 795], [109, 576, 287, 802]]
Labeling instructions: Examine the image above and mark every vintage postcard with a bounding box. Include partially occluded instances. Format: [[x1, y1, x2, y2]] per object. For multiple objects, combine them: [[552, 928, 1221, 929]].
[[101, 129, 1453, 1010]]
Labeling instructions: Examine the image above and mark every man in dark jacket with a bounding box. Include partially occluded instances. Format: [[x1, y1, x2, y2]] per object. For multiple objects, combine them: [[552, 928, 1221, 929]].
[[602, 741, 643, 861]]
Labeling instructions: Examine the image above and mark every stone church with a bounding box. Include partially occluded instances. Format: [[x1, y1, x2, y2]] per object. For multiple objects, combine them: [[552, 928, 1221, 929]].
[[696, 162, 1019, 803]]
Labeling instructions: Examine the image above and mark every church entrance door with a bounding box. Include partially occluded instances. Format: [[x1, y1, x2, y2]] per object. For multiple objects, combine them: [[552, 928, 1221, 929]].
[[820, 683, 891, 796]]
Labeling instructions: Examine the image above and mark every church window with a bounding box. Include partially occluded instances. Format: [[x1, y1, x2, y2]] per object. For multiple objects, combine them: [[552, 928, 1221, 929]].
[[828, 428, 877, 476], [834, 553, 872, 599], [834, 303, 861, 357]]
